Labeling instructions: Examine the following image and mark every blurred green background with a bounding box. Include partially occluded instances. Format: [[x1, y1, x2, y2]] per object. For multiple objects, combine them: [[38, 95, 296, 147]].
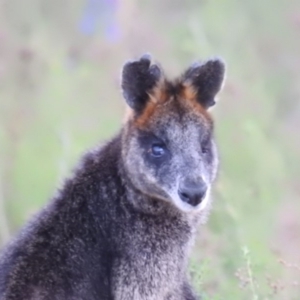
[[0, 0, 300, 299]]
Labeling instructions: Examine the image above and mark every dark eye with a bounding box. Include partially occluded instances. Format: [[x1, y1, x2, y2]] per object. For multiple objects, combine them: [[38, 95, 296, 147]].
[[149, 144, 166, 157], [201, 139, 210, 154], [201, 145, 209, 154]]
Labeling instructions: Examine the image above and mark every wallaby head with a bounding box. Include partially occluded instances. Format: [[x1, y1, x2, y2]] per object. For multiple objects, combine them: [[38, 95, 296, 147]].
[[120, 54, 225, 213]]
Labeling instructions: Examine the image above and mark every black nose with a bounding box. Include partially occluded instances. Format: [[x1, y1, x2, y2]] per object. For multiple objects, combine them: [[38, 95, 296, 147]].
[[178, 178, 207, 207]]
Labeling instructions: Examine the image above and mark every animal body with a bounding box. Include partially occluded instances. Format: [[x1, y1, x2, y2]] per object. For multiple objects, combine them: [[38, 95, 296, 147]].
[[0, 54, 225, 300]]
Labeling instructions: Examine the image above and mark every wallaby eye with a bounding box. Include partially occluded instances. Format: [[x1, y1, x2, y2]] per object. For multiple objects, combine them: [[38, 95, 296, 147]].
[[201, 146, 209, 154], [149, 144, 166, 157], [201, 138, 211, 155]]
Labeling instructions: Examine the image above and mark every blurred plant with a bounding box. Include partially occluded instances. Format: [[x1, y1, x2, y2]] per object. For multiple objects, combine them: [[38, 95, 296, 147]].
[[0, 174, 10, 246], [79, 0, 120, 42]]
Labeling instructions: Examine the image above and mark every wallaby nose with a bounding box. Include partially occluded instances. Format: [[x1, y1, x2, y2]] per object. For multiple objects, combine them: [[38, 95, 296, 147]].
[[178, 178, 207, 207]]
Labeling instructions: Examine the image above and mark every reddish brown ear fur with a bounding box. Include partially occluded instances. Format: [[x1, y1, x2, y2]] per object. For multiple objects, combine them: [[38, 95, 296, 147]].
[[123, 56, 224, 129], [132, 79, 213, 129], [182, 59, 225, 108], [132, 81, 169, 128]]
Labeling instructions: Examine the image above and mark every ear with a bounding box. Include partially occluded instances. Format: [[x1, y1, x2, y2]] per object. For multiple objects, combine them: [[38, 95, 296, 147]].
[[183, 58, 226, 109], [121, 54, 163, 113]]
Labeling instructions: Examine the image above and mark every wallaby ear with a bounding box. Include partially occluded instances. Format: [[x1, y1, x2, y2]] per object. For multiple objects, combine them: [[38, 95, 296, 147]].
[[183, 58, 226, 109], [121, 54, 163, 113]]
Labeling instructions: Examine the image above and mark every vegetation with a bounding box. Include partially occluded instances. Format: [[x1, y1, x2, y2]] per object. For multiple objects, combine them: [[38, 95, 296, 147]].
[[0, 0, 299, 298]]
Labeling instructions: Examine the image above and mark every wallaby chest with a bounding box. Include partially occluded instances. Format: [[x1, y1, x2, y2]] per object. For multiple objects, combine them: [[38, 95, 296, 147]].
[[111, 211, 192, 299]]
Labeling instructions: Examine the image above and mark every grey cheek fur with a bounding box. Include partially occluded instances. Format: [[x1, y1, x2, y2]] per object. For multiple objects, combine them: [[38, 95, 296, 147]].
[[124, 116, 218, 214]]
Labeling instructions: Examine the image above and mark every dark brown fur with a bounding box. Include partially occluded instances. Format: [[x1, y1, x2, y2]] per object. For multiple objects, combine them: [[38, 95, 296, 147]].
[[0, 54, 225, 300]]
